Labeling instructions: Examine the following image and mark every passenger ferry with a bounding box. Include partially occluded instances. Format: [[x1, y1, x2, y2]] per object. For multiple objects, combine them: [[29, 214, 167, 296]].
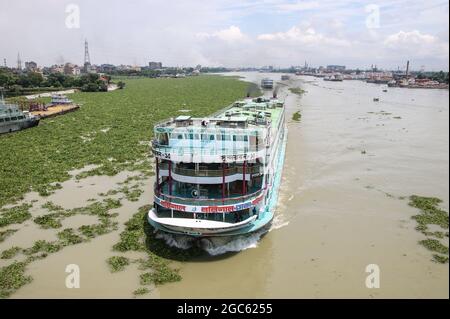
[[261, 78, 274, 89], [148, 95, 287, 237]]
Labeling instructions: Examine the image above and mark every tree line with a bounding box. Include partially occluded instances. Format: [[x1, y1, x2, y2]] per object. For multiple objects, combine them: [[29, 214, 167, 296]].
[[0, 69, 114, 96]]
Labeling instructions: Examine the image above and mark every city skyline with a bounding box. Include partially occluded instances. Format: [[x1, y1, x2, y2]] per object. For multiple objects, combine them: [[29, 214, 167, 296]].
[[1, 0, 449, 71]]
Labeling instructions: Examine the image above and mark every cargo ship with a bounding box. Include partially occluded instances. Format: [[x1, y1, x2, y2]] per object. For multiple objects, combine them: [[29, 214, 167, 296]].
[[148, 95, 287, 237]]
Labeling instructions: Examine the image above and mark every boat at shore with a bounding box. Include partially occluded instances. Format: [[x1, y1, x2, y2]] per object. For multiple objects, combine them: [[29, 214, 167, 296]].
[[324, 74, 344, 81], [148, 95, 287, 237], [0, 96, 40, 134]]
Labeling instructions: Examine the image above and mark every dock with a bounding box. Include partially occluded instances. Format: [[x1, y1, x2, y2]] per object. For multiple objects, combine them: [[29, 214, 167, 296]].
[[31, 104, 80, 119]]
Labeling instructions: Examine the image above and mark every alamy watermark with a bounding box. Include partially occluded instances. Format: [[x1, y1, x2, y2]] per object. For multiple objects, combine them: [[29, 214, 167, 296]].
[[65, 264, 80, 289], [65, 4, 80, 29], [365, 4, 380, 29], [365, 264, 380, 289]]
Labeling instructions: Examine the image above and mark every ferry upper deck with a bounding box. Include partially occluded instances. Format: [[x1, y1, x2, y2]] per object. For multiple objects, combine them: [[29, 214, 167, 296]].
[[151, 97, 284, 163]]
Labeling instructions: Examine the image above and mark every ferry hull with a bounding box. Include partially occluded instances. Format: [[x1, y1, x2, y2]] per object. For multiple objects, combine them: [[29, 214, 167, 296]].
[[0, 118, 39, 134]]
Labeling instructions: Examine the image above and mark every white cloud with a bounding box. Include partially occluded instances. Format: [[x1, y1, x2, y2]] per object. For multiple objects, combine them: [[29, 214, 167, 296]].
[[196, 26, 247, 43], [384, 30, 438, 46], [276, 1, 320, 12], [384, 30, 449, 59], [257, 26, 350, 47]]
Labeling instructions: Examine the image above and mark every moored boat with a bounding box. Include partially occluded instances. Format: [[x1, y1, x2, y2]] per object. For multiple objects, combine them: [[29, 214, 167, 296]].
[[0, 96, 40, 134]]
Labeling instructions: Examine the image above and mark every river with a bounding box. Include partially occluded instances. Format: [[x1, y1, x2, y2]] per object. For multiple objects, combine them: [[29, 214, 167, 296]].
[[155, 72, 449, 298], [9, 72, 448, 298]]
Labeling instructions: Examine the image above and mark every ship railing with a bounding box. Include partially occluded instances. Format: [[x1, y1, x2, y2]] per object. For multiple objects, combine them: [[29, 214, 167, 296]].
[[154, 187, 264, 206], [158, 163, 263, 177], [151, 141, 264, 156]]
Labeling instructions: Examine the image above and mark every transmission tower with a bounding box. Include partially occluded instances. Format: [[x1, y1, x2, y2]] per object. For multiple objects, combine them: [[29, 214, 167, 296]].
[[17, 52, 22, 70], [84, 39, 91, 72], [3, 58, 6, 67], [84, 39, 91, 65]]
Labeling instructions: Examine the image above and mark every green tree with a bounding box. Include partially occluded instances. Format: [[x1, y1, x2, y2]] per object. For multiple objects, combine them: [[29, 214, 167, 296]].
[[27, 72, 44, 87]]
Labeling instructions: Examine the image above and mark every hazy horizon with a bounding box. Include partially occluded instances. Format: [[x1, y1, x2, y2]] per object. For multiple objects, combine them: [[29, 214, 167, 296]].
[[1, 0, 449, 71]]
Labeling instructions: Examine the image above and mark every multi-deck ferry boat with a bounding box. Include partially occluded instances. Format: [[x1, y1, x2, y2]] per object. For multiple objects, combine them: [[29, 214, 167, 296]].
[[261, 78, 274, 89], [148, 95, 287, 237]]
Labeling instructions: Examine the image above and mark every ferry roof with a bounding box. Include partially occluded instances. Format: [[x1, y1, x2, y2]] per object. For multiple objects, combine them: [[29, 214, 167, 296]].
[[154, 97, 284, 134]]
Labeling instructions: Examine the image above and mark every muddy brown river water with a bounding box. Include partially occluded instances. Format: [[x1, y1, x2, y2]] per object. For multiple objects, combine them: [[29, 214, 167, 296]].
[[6, 72, 449, 298]]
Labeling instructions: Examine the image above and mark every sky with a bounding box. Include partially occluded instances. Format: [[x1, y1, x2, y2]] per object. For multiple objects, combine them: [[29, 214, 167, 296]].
[[1, 0, 449, 71]]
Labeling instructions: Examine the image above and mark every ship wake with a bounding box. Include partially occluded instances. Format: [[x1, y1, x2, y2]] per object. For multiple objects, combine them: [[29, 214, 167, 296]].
[[154, 214, 289, 256]]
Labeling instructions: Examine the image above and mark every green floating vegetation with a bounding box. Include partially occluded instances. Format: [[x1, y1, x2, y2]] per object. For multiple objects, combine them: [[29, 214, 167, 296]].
[[292, 111, 301, 122], [419, 239, 449, 255], [34, 214, 63, 229], [119, 185, 144, 202], [140, 270, 181, 286], [0, 204, 32, 227], [107, 256, 130, 273], [0, 197, 125, 298], [0, 76, 254, 208], [133, 287, 150, 296], [0, 229, 18, 243], [111, 205, 203, 294], [57, 228, 84, 246], [408, 195, 449, 263], [34, 198, 121, 230], [409, 195, 449, 232], [433, 254, 449, 264], [1, 247, 22, 259], [289, 87, 306, 95], [0, 262, 32, 299], [23, 240, 62, 255], [137, 256, 181, 285]]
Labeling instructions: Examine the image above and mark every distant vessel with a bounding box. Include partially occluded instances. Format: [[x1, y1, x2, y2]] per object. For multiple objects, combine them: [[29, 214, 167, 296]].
[[324, 74, 343, 81], [148, 96, 287, 237], [261, 78, 274, 89], [51, 94, 72, 105], [0, 96, 40, 134], [281, 75, 290, 81]]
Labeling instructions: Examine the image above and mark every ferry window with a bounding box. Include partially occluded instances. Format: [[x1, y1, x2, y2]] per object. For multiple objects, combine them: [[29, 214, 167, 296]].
[[11, 117, 17, 120], [177, 134, 183, 139], [233, 135, 236, 141], [0, 118, 4, 122], [243, 136, 248, 142], [18, 116, 24, 120], [224, 135, 231, 141], [209, 135, 214, 140], [201, 134, 207, 140], [5, 118, 10, 122]]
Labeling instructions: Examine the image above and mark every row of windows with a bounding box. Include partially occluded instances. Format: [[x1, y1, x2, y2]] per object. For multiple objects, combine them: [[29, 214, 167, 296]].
[[172, 133, 249, 142], [0, 115, 25, 123]]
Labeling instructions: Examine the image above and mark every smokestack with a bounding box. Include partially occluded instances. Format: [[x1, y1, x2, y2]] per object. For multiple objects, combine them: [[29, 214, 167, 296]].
[[406, 60, 410, 77]]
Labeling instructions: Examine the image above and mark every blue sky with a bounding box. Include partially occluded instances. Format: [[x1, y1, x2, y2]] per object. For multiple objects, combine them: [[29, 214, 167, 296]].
[[1, 0, 449, 70]]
